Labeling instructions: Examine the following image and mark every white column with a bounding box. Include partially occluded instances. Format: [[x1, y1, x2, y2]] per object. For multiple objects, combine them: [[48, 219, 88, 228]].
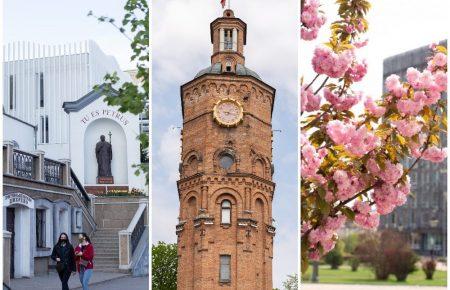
[[219, 28, 225, 51], [232, 28, 237, 51]]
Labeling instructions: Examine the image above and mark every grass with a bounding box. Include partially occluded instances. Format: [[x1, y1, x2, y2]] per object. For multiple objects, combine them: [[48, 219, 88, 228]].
[[301, 265, 447, 286]]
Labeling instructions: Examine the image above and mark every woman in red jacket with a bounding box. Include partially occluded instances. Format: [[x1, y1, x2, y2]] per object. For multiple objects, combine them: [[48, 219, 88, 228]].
[[74, 233, 94, 290]]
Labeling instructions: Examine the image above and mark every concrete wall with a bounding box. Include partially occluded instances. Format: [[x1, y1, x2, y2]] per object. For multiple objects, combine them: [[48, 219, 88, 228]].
[[3, 231, 11, 286], [94, 196, 147, 229]]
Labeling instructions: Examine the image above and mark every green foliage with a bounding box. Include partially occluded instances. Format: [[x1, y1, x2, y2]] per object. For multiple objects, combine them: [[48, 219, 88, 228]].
[[89, 0, 149, 185], [325, 240, 344, 269], [349, 256, 360, 272], [282, 274, 298, 290], [423, 259, 437, 280], [342, 233, 359, 254], [152, 242, 178, 290]]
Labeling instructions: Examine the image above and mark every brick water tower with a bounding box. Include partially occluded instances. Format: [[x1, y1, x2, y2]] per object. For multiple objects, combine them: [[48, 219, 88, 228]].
[[176, 9, 276, 290]]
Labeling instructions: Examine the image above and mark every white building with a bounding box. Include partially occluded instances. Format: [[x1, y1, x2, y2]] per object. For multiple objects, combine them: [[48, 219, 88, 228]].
[[3, 40, 146, 193]]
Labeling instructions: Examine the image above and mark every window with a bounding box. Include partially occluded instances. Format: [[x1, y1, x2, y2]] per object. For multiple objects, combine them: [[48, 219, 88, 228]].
[[9, 75, 15, 110], [221, 200, 231, 224], [224, 29, 233, 50], [36, 209, 46, 248], [40, 72, 44, 107], [219, 154, 234, 170], [225, 61, 232, 72], [219, 255, 231, 282], [40, 115, 49, 144]]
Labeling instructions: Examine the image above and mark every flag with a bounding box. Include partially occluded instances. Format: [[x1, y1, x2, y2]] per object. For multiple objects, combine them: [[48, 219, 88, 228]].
[[221, 0, 226, 8]]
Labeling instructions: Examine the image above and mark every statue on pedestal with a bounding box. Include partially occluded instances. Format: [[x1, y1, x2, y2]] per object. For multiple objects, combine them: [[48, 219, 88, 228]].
[[95, 135, 113, 178]]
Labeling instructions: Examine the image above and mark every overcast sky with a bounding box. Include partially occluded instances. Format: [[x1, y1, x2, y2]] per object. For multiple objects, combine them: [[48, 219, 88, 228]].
[[2, 0, 133, 70], [152, 0, 298, 288]]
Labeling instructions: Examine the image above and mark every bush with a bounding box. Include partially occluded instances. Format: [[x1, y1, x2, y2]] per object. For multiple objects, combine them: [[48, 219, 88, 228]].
[[423, 259, 437, 280], [354, 230, 417, 281], [325, 246, 344, 269], [388, 248, 418, 281], [349, 256, 360, 272]]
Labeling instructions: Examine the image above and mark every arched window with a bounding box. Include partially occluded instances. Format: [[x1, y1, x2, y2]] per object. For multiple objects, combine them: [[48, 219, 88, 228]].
[[225, 61, 232, 72], [219, 153, 234, 170], [221, 200, 231, 225]]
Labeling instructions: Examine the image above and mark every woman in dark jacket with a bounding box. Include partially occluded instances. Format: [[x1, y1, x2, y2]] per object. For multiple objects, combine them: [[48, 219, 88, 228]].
[[51, 233, 76, 290]]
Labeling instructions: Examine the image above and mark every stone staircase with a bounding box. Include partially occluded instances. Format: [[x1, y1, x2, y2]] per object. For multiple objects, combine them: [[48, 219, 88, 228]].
[[92, 228, 126, 273]]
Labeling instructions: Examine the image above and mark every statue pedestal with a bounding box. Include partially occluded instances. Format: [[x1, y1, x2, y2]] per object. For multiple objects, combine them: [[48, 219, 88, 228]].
[[97, 176, 114, 184]]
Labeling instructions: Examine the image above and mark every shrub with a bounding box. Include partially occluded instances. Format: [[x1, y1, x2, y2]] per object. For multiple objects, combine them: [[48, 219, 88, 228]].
[[388, 248, 418, 281], [349, 256, 360, 272], [325, 247, 344, 269], [423, 259, 437, 280]]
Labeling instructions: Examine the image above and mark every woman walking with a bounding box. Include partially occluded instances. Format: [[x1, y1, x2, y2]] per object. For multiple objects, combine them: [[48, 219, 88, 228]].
[[74, 233, 95, 290], [51, 233, 76, 290]]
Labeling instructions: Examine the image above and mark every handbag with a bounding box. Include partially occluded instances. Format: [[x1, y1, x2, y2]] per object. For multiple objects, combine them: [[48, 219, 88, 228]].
[[79, 259, 90, 268]]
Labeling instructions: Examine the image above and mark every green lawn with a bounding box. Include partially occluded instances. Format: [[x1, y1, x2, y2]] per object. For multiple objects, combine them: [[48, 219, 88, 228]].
[[301, 265, 447, 286]]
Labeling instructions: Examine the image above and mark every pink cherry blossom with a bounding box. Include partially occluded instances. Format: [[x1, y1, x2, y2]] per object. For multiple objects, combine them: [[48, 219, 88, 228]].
[[326, 120, 355, 145], [373, 181, 410, 215], [312, 46, 354, 78], [433, 71, 447, 92], [346, 58, 368, 82], [346, 126, 380, 157], [364, 96, 385, 117], [392, 119, 422, 137], [377, 160, 403, 185], [353, 200, 380, 229], [301, 85, 321, 112], [406, 67, 421, 89], [433, 52, 447, 67], [422, 146, 447, 163], [354, 39, 368, 48], [301, 0, 326, 41], [333, 170, 363, 201], [385, 74, 405, 97], [324, 88, 361, 111], [397, 98, 424, 116], [301, 140, 327, 183]]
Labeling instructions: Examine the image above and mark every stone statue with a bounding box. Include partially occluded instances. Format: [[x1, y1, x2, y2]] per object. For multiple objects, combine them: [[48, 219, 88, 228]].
[[95, 135, 112, 177]]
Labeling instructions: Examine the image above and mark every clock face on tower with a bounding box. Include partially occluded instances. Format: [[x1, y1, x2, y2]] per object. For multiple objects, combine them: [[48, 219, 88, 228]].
[[213, 98, 244, 127]]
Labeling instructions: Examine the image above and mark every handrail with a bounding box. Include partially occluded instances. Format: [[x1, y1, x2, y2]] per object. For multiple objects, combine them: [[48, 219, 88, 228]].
[[118, 200, 147, 269]]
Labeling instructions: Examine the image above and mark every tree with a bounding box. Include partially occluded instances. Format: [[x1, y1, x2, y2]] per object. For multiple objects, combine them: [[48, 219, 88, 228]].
[[152, 242, 178, 290], [282, 274, 298, 290], [89, 0, 149, 185], [301, 0, 447, 273]]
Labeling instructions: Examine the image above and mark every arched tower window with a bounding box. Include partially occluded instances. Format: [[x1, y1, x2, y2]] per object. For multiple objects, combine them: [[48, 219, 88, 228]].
[[219, 153, 234, 170], [221, 200, 232, 224], [225, 61, 232, 72]]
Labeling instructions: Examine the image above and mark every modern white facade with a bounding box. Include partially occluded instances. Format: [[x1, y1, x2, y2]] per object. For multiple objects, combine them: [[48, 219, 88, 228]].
[[2, 40, 145, 192]]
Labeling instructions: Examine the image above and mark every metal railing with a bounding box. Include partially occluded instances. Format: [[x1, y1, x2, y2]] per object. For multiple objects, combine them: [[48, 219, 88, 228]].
[[131, 212, 145, 254], [44, 158, 63, 185], [12, 149, 36, 180], [119, 200, 148, 270]]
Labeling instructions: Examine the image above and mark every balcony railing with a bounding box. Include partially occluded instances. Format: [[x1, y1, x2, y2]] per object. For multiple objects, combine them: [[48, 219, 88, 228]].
[[12, 149, 36, 180], [44, 158, 63, 185]]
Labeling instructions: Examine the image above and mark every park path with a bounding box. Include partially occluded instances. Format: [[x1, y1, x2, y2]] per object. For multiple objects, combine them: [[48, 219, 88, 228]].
[[301, 284, 446, 290]]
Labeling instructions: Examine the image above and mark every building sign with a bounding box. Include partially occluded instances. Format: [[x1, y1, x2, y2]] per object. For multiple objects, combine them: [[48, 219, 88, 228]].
[[80, 109, 130, 126], [4, 193, 35, 208]]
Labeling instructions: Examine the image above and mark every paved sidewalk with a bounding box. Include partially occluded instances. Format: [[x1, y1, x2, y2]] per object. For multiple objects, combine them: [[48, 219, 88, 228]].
[[9, 271, 129, 290], [302, 284, 446, 290], [89, 276, 148, 290]]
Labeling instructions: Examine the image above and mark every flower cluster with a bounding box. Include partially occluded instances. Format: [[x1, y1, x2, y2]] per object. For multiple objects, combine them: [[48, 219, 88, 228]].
[[301, 85, 321, 112], [312, 46, 354, 78], [301, 137, 327, 184], [323, 88, 361, 111], [301, 0, 326, 41], [353, 200, 380, 229], [307, 215, 347, 260], [326, 120, 380, 157]]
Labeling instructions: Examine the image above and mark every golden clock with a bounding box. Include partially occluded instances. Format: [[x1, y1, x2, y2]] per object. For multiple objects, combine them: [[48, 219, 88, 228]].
[[213, 98, 244, 127]]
